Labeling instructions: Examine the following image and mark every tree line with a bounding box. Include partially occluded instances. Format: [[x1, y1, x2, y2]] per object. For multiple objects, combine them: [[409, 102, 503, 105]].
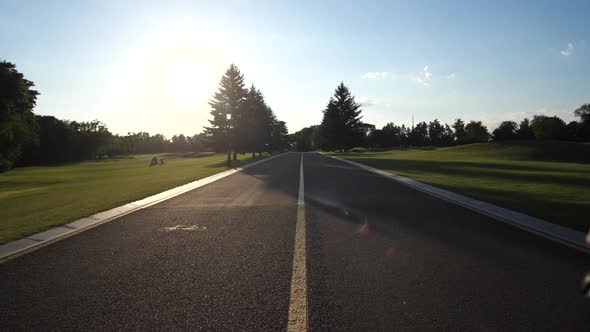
[[16, 117, 213, 167], [0, 61, 288, 172], [291, 82, 590, 151], [4, 114, 215, 169], [3, 57, 588, 172]]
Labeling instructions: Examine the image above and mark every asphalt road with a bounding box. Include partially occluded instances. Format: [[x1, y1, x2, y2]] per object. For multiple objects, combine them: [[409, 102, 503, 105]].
[[1, 152, 589, 331]]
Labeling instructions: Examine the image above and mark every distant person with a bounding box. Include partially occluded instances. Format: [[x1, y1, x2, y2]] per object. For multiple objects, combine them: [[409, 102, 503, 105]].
[[150, 156, 158, 166]]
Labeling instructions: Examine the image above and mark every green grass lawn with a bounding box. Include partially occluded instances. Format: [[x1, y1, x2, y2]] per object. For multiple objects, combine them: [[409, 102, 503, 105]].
[[332, 141, 590, 232], [0, 153, 266, 244]]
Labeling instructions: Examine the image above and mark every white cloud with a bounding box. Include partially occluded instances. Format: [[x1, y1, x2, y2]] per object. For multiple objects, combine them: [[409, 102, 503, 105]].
[[413, 65, 432, 86], [445, 73, 456, 80], [362, 71, 390, 79], [560, 42, 575, 56], [357, 96, 378, 107]]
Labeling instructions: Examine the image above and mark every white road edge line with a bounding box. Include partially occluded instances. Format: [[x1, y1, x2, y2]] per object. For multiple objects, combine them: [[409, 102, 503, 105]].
[[323, 153, 590, 254], [0, 152, 289, 263], [288, 153, 308, 332]]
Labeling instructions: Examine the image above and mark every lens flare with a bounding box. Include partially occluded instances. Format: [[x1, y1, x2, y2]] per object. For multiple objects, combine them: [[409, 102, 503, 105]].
[[354, 217, 370, 239]]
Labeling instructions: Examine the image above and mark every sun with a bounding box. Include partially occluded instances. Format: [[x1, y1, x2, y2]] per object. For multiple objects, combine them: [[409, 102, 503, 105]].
[[165, 55, 216, 109], [107, 25, 228, 126]]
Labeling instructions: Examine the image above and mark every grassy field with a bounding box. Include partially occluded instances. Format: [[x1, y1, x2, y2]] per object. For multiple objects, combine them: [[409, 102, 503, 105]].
[[332, 141, 590, 232], [0, 153, 266, 244]]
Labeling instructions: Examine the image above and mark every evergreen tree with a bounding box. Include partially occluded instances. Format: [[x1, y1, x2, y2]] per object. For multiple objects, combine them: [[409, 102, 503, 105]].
[[269, 119, 289, 153], [240, 85, 258, 157], [204, 64, 247, 165], [319, 82, 363, 151], [241, 85, 273, 156]]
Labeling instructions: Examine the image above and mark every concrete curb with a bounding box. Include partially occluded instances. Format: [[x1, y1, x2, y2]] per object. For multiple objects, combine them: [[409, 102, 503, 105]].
[[323, 153, 590, 255], [0, 153, 288, 263]]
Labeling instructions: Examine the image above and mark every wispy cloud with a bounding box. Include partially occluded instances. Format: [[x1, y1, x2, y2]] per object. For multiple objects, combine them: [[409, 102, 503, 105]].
[[560, 42, 575, 56], [413, 65, 432, 86], [445, 73, 456, 80], [357, 96, 378, 107], [482, 107, 577, 130], [362, 71, 390, 79]]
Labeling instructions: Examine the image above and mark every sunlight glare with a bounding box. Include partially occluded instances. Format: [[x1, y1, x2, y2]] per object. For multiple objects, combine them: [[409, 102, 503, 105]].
[[165, 55, 215, 109], [105, 23, 228, 135]]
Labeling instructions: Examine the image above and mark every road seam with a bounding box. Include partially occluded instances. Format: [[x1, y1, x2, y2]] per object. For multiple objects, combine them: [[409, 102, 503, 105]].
[[0, 153, 289, 263], [323, 153, 590, 254], [288, 153, 308, 332]]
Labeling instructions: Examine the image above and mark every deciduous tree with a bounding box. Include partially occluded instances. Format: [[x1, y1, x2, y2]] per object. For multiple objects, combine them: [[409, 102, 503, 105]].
[[465, 121, 489, 143], [452, 119, 467, 145], [531, 115, 566, 140], [516, 118, 534, 140], [0, 61, 39, 172], [492, 121, 518, 141]]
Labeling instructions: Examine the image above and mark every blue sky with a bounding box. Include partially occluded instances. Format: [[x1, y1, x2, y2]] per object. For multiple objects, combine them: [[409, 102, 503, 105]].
[[1, 0, 589, 136]]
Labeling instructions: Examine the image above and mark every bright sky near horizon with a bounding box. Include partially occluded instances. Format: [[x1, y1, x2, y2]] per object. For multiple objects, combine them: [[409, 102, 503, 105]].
[[1, 0, 589, 136]]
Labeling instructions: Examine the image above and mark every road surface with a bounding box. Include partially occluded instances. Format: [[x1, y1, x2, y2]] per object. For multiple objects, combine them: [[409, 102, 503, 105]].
[[1, 152, 589, 331]]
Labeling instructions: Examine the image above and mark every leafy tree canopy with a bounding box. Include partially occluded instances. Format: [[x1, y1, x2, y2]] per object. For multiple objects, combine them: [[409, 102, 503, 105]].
[[492, 121, 518, 141], [0, 60, 39, 172]]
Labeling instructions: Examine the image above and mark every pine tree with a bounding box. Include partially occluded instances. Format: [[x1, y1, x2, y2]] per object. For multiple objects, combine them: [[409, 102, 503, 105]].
[[319, 82, 363, 151], [240, 85, 257, 157], [269, 116, 288, 153], [240, 85, 277, 156], [204, 64, 247, 165]]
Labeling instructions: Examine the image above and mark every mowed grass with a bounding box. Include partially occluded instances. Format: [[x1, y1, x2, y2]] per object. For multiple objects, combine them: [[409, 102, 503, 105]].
[[0, 153, 265, 244], [333, 141, 590, 232]]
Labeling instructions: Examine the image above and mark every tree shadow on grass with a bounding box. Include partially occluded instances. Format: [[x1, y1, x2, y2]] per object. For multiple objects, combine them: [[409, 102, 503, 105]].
[[13, 155, 137, 168], [350, 158, 590, 187], [437, 184, 590, 232], [160, 152, 215, 158], [338, 141, 590, 164]]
